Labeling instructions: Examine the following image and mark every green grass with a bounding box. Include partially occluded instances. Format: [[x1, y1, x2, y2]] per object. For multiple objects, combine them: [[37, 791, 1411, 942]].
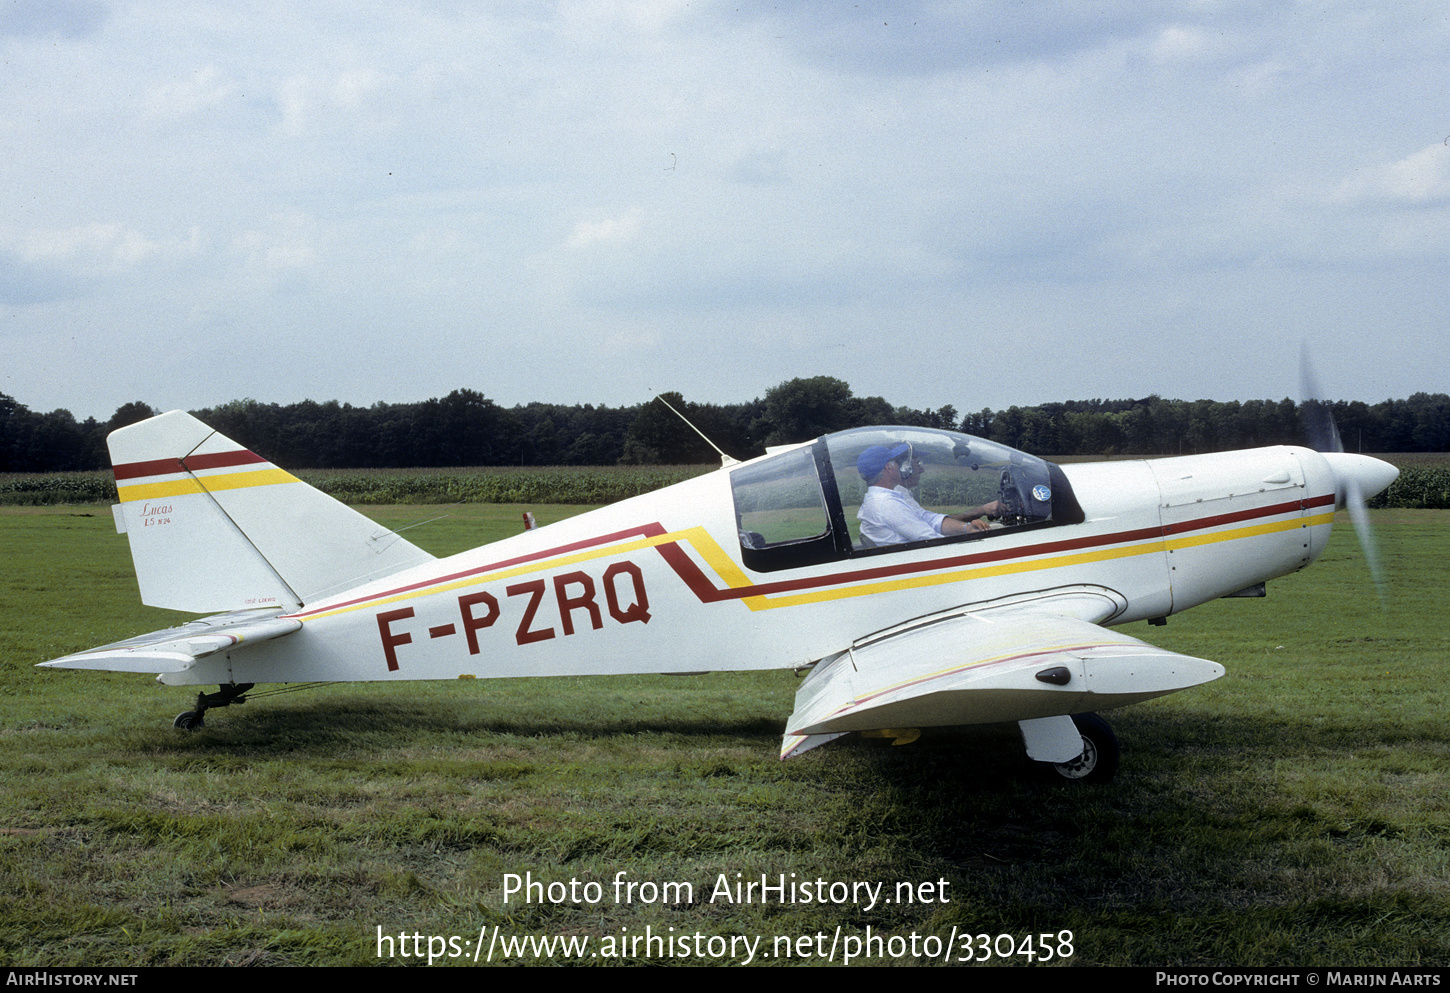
[[1, 505, 1447, 966]]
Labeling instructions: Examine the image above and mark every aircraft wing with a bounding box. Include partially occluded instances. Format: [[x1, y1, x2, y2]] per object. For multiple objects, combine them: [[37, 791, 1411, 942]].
[[781, 588, 1223, 760], [37, 608, 301, 674]]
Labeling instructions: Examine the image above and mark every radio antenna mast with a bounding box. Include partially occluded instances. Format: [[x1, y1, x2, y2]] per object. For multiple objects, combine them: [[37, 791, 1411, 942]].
[[652, 393, 740, 467]]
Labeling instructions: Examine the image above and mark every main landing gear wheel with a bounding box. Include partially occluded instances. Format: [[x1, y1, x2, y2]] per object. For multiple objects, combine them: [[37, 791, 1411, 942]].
[[1049, 713, 1119, 784]]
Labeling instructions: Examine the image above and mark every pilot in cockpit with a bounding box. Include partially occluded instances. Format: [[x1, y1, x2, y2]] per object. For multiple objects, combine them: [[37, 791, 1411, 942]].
[[856, 443, 1001, 547]]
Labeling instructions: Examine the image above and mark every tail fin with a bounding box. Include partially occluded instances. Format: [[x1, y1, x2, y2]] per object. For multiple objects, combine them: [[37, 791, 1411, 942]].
[[110, 411, 435, 613]]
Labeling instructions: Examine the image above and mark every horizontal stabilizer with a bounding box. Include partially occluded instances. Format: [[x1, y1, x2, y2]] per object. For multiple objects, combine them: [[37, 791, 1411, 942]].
[[782, 589, 1223, 754], [38, 609, 301, 674]]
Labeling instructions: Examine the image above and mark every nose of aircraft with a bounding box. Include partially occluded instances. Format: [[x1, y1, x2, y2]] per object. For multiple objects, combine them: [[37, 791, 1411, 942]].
[[1321, 452, 1399, 507]]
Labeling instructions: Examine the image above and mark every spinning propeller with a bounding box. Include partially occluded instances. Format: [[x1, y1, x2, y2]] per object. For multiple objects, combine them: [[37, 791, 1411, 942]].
[[1299, 349, 1399, 600]]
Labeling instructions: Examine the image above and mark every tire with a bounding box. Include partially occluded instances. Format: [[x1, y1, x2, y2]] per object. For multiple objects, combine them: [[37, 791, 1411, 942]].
[[173, 711, 204, 731], [1050, 713, 1119, 784]]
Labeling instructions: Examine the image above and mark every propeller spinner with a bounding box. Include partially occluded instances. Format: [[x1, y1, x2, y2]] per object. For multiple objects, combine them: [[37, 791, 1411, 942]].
[[1300, 350, 1399, 598]]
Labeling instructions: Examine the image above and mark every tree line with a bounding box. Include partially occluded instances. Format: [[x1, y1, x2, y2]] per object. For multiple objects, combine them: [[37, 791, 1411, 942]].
[[2, 378, 1446, 473]]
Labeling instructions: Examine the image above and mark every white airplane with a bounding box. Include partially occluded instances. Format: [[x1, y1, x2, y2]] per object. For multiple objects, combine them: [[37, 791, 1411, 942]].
[[39, 410, 1398, 783]]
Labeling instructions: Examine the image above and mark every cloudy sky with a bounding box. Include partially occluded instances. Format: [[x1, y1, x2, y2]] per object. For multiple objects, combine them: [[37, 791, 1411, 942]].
[[3, 0, 1447, 422]]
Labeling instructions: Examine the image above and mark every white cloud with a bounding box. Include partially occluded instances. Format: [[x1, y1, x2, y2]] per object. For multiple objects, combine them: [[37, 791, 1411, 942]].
[[566, 210, 642, 250], [1148, 25, 1211, 61], [276, 68, 394, 134], [232, 214, 320, 287], [0, 223, 165, 269], [1336, 145, 1450, 205], [142, 64, 235, 122]]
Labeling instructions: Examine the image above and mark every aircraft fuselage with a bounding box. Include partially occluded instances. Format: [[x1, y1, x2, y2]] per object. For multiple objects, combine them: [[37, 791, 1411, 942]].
[[160, 442, 1341, 691]]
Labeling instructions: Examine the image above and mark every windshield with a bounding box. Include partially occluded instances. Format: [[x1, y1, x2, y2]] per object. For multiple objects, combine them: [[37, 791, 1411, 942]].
[[824, 426, 1057, 550], [728, 426, 1074, 571]]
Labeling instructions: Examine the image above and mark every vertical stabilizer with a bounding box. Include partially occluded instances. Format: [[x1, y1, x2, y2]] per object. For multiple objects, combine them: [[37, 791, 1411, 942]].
[[110, 411, 434, 613]]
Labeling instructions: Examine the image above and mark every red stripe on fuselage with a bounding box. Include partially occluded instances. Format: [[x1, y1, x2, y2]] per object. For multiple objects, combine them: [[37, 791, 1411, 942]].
[[289, 524, 671, 619], [653, 493, 1334, 604], [1161, 493, 1333, 533], [286, 492, 1333, 619]]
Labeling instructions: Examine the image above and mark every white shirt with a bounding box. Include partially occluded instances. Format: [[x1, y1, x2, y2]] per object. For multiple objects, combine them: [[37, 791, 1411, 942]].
[[857, 485, 945, 545]]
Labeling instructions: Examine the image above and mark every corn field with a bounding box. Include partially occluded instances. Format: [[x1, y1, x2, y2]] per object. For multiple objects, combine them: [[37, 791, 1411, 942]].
[[2, 459, 1446, 508], [0, 465, 716, 506]]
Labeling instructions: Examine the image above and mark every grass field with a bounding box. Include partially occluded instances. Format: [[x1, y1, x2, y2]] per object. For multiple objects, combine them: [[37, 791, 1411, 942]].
[[1, 503, 1447, 967]]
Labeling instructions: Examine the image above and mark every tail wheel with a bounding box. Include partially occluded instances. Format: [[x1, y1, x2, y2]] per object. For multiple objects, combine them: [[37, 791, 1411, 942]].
[[1051, 713, 1119, 784], [173, 711, 204, 731]]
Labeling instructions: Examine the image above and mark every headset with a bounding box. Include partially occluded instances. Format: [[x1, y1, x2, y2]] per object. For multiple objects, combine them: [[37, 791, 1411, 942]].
[[893, 444, 916, 480]]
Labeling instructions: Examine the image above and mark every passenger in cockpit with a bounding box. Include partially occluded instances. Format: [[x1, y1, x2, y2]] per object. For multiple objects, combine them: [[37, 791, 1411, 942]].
[[856, 444, 1000, 546]]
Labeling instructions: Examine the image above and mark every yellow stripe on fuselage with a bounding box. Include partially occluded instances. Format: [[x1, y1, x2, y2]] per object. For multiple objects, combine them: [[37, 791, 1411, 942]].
[[1163, 514, 1328, 551], [737, 535, 1160, 610], [740, 512, 1333, 610], [301, 528, 735, 622], [298, 510, 1332, 623]]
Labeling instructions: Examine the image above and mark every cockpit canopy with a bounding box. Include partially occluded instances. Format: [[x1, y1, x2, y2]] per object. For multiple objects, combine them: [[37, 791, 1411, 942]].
[[730, 426, 1081, 572]]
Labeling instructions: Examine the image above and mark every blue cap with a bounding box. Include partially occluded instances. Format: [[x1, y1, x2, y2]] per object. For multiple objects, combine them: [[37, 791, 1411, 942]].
[[856, 443, 909, 481]]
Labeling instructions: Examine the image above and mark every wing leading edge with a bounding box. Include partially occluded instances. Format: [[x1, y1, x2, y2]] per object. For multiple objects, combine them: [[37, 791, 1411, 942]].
[[781, 587, 1224, 760]]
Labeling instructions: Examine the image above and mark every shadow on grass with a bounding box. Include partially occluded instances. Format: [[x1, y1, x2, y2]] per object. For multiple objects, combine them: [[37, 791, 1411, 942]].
[[130, 685, 1443, 778], [125, 688, 789, 757]]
